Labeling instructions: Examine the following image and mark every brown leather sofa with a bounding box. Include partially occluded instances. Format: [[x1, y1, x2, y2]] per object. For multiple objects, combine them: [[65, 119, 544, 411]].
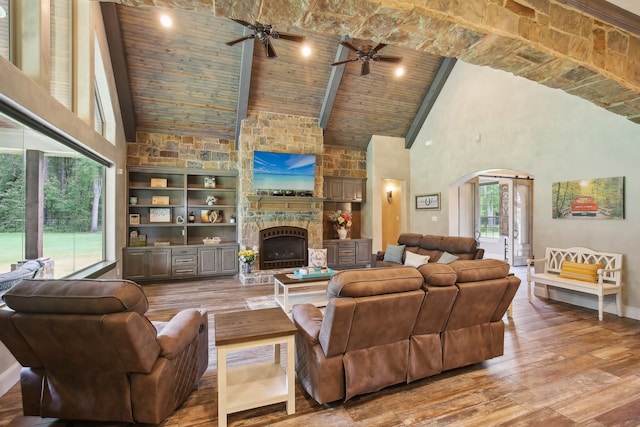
[[292, 259, 519, 404], [0, 279, 208, 424], [375, 233, 484, 267]]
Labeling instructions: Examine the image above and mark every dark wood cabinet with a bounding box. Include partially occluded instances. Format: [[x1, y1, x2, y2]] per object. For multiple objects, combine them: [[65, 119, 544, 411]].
[[198, 244, 239, 276], [323, 239, 372, 269], [123, 248, 172, 281], [123, 244, 238, 281], [323, 177, 366, 202]]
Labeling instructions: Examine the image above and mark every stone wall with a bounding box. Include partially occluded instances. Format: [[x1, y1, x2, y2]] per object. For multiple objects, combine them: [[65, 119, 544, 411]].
[[323, 147, 367, 179], [127, 132, 237, 170], [238, 111, 325, 257]]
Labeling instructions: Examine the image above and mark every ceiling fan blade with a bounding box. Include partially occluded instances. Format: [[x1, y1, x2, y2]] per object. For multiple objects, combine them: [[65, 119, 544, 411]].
[[339, 40, 360, 52], [277, 32, 305, 43], [361, 61, 370, 76], [264, 39, 278, 58], [230, 18, 255, 29], [225, 34, 255, 46], [330, 58, 358, 66], [377, 56, 403, 63], [372, 43, 387, 52]]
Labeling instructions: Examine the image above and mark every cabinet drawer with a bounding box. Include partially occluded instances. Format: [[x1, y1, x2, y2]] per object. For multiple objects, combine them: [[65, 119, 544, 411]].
[[172, 256, 197, 266], [338, 256, 356, 265], [172, 266, 197, 277], [172, 247, 197, 256]]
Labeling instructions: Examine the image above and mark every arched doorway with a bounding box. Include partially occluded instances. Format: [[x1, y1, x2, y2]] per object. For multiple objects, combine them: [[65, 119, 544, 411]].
[[449, 169, 534, 266]]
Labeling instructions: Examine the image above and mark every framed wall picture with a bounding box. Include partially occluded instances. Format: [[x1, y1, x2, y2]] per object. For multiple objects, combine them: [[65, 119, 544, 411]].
[[129, 213, 140, 225], [416, 193, 441, 210], [149, 207, 171, 223]]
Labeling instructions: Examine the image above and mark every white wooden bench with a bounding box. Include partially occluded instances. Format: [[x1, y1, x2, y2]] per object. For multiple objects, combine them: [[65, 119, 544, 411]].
[[527, 247, 622, 321]]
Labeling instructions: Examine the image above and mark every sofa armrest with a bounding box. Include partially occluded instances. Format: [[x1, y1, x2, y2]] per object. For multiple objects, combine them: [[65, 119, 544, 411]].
[[292, 304, 323, 345], [156, 309, 207, 359]]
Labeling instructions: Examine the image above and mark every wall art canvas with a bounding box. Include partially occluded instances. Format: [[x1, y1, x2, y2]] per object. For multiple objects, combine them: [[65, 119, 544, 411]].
[[552, 176, 625, 220]]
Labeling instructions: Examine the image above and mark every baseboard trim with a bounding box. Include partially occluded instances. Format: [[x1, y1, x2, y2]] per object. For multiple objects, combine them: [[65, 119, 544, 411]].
[[0, 362, 20, 396]]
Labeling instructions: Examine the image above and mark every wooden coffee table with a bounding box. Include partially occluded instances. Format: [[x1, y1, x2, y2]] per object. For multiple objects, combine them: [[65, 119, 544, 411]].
[[214, 308, 297, 427], [273, 272, 332, 312]]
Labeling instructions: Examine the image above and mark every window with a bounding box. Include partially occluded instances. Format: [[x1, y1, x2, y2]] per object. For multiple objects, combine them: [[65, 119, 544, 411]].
[[0, 110, 105, 278], [50, 0, 73, 109], [479, 182, 500, 238], [0, 0, 9, 60]]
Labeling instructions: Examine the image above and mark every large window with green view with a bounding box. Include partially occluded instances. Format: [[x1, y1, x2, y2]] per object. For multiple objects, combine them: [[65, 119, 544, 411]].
[[0, 111, 105, 278], [479, 182, 500, 239]]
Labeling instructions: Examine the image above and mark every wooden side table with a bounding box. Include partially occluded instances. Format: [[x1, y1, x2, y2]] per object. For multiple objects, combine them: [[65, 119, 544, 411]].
[[214, 308, 297, 427]]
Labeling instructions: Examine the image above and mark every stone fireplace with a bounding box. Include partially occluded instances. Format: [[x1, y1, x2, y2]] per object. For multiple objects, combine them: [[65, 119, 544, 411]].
[[237, 111, 325, 284], [259, 226, 308, 270]]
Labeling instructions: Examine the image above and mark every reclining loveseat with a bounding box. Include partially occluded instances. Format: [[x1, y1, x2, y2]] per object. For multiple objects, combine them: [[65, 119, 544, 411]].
[[292, 259, 519, 404]]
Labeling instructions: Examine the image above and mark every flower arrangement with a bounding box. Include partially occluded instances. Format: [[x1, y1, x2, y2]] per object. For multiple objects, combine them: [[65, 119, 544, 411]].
[[238, 249, 256, 265], [328, 210, 352, 228]]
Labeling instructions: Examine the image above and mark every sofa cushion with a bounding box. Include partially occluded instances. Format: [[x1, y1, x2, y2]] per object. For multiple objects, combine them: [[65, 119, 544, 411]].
[[449, 259, 510, 283], [327, 267, 423, 299], [3, 279, 149, 315], [558, 261, 602, 283], [404, 252, 430, 268], [419, 235, 444, 251], [383, 244, 405, 264], [417, 264, 457, 287], [397, 233, 423, 253], [308, 248, 328, 268], [437, 252, 459, 264], [440, 236, 477, 255]]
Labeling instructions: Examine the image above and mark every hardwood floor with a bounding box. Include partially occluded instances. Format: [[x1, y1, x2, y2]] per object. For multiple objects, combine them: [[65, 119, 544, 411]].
[[2, 267, 640, 426]]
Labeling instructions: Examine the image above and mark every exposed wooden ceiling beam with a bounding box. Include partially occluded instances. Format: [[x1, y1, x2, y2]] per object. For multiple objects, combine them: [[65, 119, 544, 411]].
[[100, 2, 136, 142], [319, 35, 352, 129], [405, 57, 457, 149], [235, 27, 254, 149]]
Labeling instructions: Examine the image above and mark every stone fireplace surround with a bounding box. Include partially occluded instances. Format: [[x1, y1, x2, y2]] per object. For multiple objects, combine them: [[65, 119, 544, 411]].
[[237, 111, 325, 284]]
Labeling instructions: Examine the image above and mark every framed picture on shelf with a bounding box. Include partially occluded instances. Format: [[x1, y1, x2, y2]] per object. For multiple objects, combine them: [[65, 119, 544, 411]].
[[149, 208, 171, 223], [129, 214, 140, 225], [416, 193, 441, 210]]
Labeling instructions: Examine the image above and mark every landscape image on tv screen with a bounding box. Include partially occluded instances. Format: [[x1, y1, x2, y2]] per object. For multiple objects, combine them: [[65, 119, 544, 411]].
[[253, 151, 316, 192]]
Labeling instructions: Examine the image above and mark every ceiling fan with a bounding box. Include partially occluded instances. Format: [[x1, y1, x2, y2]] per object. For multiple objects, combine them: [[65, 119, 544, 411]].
[[226, 19, 305, 58], [331, 41, 402, 76]]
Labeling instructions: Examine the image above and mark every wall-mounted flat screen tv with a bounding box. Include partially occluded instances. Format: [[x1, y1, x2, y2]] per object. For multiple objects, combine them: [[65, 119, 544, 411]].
[[253, 151, 316, 192]]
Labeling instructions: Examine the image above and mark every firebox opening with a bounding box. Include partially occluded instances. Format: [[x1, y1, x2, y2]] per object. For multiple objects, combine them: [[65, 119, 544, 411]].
[[259, 226, 308, 270]]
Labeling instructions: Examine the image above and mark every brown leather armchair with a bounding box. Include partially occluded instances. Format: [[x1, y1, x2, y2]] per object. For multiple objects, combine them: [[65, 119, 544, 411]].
[[0, 279, 208, 424]]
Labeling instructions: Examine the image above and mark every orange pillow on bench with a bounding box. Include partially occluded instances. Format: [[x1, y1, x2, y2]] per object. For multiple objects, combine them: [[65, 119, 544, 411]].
[[558, 260, 603, 283]]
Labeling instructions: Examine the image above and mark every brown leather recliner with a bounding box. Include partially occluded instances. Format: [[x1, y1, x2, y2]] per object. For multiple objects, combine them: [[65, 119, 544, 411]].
[[0, 279, 208, 424], [293, 267, 425, 404]]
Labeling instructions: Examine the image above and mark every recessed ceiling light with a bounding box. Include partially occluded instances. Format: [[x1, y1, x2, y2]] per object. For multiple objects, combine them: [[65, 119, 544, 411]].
[[160, 14, 172, 28], [0, 6, 7, 19], [301, 44, 311, 57], [395, 66, 405, 77]]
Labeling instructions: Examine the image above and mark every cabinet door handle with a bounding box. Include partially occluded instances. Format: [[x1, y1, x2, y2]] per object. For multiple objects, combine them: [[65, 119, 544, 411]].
[[175, 269, 193, 274], [175, 259, 193, 263]]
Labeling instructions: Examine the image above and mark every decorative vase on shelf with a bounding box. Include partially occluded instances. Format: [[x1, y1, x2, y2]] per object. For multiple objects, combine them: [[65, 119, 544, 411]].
[[242, 263, 252, 274], [337, 227, 348, 240]]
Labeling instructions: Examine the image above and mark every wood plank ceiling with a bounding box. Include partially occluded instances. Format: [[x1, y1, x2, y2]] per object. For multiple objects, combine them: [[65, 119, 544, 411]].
[[112, 5, 447, 151]]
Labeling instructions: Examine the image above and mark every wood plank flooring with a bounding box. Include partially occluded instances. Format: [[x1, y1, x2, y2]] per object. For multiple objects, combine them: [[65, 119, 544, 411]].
[[2, 267, 640, 426]]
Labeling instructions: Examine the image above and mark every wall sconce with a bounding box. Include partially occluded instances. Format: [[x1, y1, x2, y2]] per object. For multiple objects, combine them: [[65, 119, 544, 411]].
[[386, 190, 393, 204]]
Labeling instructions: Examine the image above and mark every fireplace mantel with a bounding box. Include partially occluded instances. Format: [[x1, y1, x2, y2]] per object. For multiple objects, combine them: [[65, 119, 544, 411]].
[[246, 195, 324, 212]]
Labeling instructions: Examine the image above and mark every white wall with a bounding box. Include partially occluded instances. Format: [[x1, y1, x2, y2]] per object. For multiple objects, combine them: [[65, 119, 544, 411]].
[[366, 135, 411, 253], [410, 60, 640, 318]]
